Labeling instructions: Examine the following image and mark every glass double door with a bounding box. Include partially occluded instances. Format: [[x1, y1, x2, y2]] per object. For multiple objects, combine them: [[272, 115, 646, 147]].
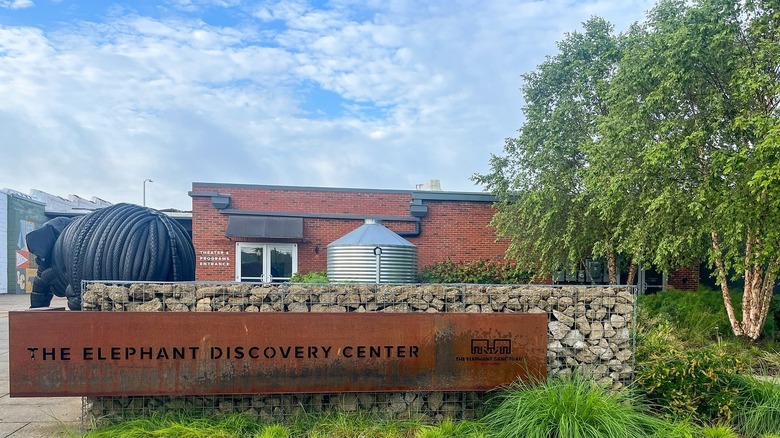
[[636, 264, 665, 294], [235, 243, 297, 283]]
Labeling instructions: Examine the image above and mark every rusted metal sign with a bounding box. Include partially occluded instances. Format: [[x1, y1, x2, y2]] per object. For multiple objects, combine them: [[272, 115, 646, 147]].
[[9, 312, 547, 397]]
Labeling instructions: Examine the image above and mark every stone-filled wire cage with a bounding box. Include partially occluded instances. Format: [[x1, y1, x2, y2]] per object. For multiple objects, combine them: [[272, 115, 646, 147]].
[[80, 282, 636, 427]]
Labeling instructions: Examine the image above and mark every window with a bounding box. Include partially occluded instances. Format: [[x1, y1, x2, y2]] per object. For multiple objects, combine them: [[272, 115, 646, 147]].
[[235, 243, 297, 283]]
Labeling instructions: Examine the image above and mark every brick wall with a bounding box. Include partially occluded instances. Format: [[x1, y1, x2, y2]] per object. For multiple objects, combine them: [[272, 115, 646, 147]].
[[191, 184, 508, 281], [407, 200, 507, 269], [668, 265, 699, 291], [192, 195, 233, 280]]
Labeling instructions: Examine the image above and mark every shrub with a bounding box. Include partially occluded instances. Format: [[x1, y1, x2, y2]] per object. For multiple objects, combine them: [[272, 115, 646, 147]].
[[635, 322, 747, 423], [481, 373, 676, 438], [290, 271, 329, 283], [419, 259, 533, 284]]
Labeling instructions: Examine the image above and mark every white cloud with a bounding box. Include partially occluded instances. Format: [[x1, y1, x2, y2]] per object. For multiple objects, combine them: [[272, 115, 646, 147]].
[[0, 0, 653, 210], [0, 0, 33, 9]]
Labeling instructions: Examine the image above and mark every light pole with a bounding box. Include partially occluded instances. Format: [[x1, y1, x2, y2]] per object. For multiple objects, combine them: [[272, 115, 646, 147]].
[[143, 179, 153, 206]]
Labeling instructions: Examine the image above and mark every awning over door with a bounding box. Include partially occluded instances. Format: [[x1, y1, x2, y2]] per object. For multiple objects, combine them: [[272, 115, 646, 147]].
[[225, 216, 303, 239]]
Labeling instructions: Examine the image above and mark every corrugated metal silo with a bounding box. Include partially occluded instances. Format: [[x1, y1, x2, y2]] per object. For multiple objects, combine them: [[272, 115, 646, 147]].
[[327, 219, 417, 283]]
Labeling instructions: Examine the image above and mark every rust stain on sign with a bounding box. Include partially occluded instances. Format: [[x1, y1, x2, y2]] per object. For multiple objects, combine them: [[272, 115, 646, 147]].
[[9, 312, 547, 397]]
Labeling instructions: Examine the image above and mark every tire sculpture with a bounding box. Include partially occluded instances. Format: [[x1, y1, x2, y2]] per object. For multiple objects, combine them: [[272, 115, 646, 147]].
[[26, 203, 196, 310]]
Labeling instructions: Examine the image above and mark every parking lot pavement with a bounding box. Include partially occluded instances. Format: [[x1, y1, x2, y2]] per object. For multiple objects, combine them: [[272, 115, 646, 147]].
[[0, 294, 82, 437]]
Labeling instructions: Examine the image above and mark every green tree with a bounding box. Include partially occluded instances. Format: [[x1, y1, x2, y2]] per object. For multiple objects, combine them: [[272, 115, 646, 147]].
[[603, 0, 780, 339], [474, 17, 630, 283]]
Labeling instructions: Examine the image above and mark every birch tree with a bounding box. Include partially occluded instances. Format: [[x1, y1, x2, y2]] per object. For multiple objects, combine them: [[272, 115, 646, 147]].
[[605, 0, 780, 339], [474, 17, 628, 282]]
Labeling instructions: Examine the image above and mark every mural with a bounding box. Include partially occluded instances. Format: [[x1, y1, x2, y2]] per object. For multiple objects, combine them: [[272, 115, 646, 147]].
[[0, 194, 7, 294], [16, 220, 36, 293]]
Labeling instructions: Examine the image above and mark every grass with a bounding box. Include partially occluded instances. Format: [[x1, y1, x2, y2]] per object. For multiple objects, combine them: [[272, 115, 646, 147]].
[[638, 286, 732, 344], [83, 412, 265, 437], [296, 411, 420, 437], [83, 411, 431, 438], [700, 424, 740, 438], [638, 287, 780, 374], [256, 424, 291, 438], [735, 376, 780, 437], [480, 373, 677, 438], [81, 378, 780, 438], [757, 350, 780, 375], [414, 418, 486, 437]]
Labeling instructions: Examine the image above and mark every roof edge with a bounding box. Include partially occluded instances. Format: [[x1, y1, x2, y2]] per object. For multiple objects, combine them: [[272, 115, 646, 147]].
[[192, 182, 413, 195], [191, 182, 498, 202]]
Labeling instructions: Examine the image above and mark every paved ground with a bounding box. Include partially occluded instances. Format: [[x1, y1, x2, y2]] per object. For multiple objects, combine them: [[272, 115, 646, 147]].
[[0, 294, 82, 437]]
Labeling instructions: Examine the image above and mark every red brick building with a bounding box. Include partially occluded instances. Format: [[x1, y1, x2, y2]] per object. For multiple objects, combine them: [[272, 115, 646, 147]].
[[189, 182, 696, 289], [189, 183, 509, 282]]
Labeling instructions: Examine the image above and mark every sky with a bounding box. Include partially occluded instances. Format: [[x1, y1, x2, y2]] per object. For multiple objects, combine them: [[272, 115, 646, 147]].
[[0, 0, 654, 211]]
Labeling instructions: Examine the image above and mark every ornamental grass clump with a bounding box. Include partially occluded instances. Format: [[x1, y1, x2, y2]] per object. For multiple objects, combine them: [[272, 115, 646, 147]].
[[699, 424, 740, 438], [735, 376, 780, 437], [415, 418, 487, 438], [481, 373, 674, 438]]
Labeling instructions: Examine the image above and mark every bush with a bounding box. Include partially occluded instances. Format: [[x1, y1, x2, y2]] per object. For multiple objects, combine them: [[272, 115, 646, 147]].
[[481, 373, 676, 438], [419, 259, 533, 284], [635, 322, 747, 423], [290, 271, 329, 283]]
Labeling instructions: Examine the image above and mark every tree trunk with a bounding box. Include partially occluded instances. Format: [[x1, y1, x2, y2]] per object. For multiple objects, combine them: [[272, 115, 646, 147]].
[[743, 260, 777, 341], [712, 230, 778, 340], [711, 231, 745, 337], [740, 227, 777, 341], [607, 252, 618, 285], [626, 262, 637, 287]]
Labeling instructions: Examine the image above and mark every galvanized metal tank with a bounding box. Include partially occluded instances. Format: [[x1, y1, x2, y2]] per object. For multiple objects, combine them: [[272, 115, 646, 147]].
[[327, 219, 417, 283]]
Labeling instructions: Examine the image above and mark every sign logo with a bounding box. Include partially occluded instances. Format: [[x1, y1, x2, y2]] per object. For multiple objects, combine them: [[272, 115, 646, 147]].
[[456, 336, 528, 364], [471, 339, 511, 355]]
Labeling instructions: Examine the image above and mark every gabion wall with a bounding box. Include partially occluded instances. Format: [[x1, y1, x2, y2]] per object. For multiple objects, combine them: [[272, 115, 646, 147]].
[[81, 282, 635, 423]]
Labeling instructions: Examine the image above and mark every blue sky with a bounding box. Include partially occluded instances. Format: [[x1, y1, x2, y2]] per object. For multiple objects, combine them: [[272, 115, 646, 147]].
[[0, 0, 653, 210]]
